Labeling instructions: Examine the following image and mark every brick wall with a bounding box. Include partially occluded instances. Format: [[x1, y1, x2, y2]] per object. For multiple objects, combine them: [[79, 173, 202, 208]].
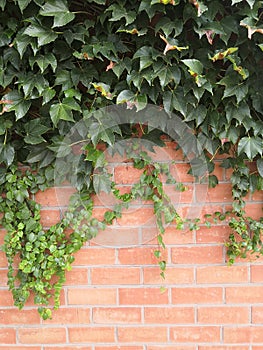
[[0, 142, 263, 349]]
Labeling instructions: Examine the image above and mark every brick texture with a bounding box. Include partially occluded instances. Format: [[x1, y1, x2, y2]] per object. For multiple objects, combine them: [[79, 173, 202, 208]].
[[0, 142, 262, 348]]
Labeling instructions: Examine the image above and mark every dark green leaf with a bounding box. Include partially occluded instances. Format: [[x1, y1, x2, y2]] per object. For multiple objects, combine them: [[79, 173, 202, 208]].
[[2, 91, 31, 120], [39, 0, 75, 27], [257, 158, 263, 178]]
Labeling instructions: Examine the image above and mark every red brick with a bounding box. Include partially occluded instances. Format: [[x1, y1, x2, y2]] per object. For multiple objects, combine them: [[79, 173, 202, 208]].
[[0, 347, 41, 350], [251, 265, 263, 282], [73, 248, 115, 265], [68, 288, 116, 305], [226, 286, 263, 303], [170, 326, 220, 342], [116, 208, 155, 226], [35, 187, 76, 207], [0, 270, 8, 287], [196, 225, 232, 243], [95, 347, 143, 350], [169, 163, 195, 183], [119, 288, 168, 305], [45, 347, 90, 350], [91, 267, 140, 285], [171, 246, 223, 264], [143, 267, 194, 284], [199, 347, 249, 350], [197, 265, 248, 284], [245, 203, 263, 220], [118, 326, 167, 342], [142, 226, 194, 246], [18, 327, 66, 344], [196, 183, 233, 203], [43, 307, 90, 324], [224, 326, 263, 343], [198, 306, 249, 324], [39, 209, 61, 227], [163, 183, 194, 205], [0, 252, 7, 268], [114, 165, 143, 184], [118, 247, 158, 265], [65, 268, 88, 285], [144, 307, 194, 324], [91, 226, 140, 247], [252, 190, 263, 201], [252, 306, 263, 323], [147, 347, 195, 350], [161, 226, 194, 245], [0, 329, 16, 344], [172, 287, 223, 304], [69, 327, 115, 343], [93, 307, 141, 324], [0, 309, 40, 325]]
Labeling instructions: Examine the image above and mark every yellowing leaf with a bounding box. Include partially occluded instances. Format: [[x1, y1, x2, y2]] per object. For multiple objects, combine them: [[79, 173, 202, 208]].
[[92, 83, 113, 100], [160, 35, 188, 55], [240, 21, 263, 39], [210, 47, 238, 62]]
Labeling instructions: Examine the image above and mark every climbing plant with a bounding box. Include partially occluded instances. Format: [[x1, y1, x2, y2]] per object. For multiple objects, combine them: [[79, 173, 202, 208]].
[[0, 0, 263, 317]]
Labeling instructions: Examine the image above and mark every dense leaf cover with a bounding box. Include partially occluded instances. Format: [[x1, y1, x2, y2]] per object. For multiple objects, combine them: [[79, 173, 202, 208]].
[[0, 0, 263, 317]]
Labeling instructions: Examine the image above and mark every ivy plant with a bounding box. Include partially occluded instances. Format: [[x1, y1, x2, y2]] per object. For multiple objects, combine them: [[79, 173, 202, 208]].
[[0, 0, 262, 317]]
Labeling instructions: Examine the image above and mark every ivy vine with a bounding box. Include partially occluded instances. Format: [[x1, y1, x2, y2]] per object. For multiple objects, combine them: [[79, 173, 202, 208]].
[[0, 0, 262, 318]]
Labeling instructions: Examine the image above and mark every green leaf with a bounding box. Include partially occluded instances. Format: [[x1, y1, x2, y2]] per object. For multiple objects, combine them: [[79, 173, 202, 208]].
[[17, 0, 31, 12], [116, 90, 135, 104], [0, 0, 6, 10], [0, 143, 15, 166], [257, 158, 263, 178], [93, 173, 112, 194], [2, 91, 31, 120], [29, 53, 57, 73], [24, 119, 50, 145], [42, 88, 56, 104], [39, 0, 75, 27], [50, 98, 81, 126], [24, 19, 58, 46], [157, 65, 181, 89], [238, 137, 263, 160], [223, 84, 248, 104], [182, 59, 203, 75], [134, 46, 159, 71], [14, 34, 32, 58], [107, 4, 136, 25]]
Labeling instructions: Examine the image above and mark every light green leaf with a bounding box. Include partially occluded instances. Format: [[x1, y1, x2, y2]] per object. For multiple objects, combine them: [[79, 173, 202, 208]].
[[42, 88, 56, 104], [39, 0, 75, 27], [238, 136, 263, 160]]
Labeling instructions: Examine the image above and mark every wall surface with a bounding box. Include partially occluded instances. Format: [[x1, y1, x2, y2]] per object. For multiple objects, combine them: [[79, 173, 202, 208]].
[[0, 142, 263, 350]]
